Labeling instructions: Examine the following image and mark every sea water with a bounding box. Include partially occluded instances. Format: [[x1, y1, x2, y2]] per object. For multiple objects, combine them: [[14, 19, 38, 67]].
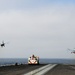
[[0, 58, 27, 66], [39, 58, 75, 64], [0, 58, 75, 66]]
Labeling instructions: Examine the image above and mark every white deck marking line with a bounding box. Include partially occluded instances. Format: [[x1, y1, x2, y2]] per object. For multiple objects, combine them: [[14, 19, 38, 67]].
[[69, 66, 75, 69], [23, 64, 57, 75], [34, 64, 57, 75]]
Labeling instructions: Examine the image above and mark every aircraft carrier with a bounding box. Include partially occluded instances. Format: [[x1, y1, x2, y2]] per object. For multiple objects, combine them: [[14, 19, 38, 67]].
[[0, 64, 75, 75]]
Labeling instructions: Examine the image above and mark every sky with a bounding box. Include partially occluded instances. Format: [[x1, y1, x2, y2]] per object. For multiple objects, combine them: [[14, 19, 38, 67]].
[[0, 0, 75, 58]]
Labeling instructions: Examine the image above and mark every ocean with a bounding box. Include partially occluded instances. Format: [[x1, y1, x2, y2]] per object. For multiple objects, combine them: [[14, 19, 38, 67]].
[[0, 58, 75, 66]]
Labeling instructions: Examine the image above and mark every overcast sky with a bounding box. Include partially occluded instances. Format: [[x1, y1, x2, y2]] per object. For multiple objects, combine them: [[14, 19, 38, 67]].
[[0, 0, 75, 58]]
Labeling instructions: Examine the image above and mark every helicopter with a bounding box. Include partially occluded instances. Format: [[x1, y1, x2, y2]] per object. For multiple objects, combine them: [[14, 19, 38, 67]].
[[0, 41, 8, 47], [68, 48, 75, 54]]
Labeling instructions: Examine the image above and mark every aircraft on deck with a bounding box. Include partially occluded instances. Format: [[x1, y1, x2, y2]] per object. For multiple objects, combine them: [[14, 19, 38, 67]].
[[68, 48, 75, 54]]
